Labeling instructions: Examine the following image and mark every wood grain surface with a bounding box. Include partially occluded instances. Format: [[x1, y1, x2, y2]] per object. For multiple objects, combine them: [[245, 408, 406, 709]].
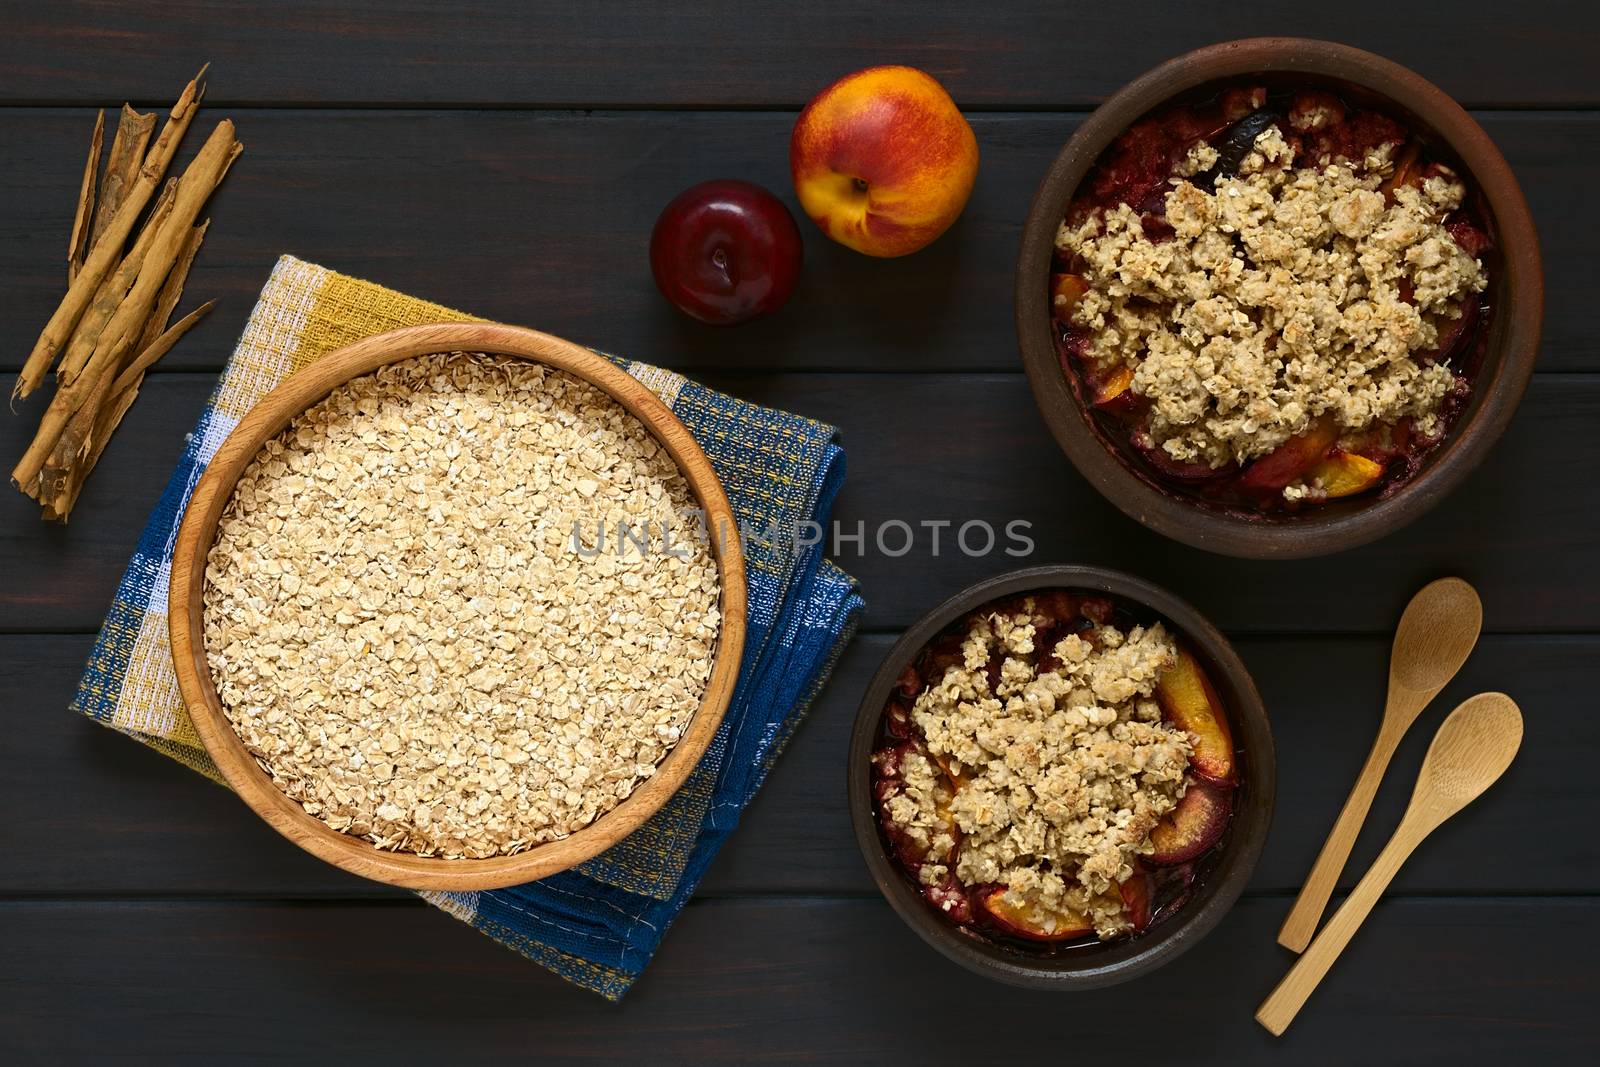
[[2, 898, 1594, 1062], [2, 1, 1597, 107], [1, 3, 1595, 1062], [0, 110, 1594, 374]]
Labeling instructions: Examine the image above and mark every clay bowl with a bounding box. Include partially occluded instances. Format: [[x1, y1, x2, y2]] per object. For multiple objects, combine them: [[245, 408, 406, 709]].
[[170, 322, 747, 891], [848, 565, 1273, 989], [1015, 38, 1543, 558]]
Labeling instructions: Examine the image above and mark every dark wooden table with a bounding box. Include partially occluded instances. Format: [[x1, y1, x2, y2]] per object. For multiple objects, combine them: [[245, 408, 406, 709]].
[[3, 3, 1597, 1062]]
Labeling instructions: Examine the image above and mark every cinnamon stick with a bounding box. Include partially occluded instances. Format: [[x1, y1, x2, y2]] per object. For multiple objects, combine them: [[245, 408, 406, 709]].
[[35, 396, 98, 510], [56, 178, 178, 386], [14, 67, 206, 402], [40, 389, 139, 520], [39, 385, 135, 521], [67, 110, 105, 285], [134, 219, 209, 358], [45, 204, 195, 503], [12, 119, 240, 493], [90, 104, 156, 251], [109, 299, 215, 399], [55, 387, 140, 519], [40, 300, 215, 519]]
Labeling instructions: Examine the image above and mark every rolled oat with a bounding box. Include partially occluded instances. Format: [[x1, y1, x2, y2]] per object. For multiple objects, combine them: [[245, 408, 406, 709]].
[[202, 352, 721, 859]]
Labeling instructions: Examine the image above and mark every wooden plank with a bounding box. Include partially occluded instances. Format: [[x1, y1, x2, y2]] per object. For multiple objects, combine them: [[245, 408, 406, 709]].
[[5, 632, 1594, 896], [0, 897, 1593, 1061], [0, 109, 1592, 375], [3, 2, 1598, 108], [0, 374, 1594, 634]]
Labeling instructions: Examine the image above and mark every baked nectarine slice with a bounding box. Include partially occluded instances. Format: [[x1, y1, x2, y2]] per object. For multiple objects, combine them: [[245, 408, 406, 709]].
[[929, 749, 969, 793], [980, 887, 1095, 942], [1238, 419, 1338, 494], [1148, 779, 1233, 866], [884, 697, 913, 739], [1132, 433, 1236, 482], [1118, 871, 1154, 934], [1380, 142, 1421, 204], [1051, 272, 1090, 318], [1422, 298, 1479, 365], [1155, 645, 1235, 784], [1447, 218, 1492, 258], [1340, 420, 1413, 465], [1091, 364, 1141, 416], [1305, 451, 1385, 498]]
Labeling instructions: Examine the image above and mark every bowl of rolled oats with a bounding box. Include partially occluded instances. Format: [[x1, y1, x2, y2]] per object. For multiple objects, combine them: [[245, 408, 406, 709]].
[[849, 566, 1272, 988], [170, 323, 746, 890], [1016, 38, 1543, 558]]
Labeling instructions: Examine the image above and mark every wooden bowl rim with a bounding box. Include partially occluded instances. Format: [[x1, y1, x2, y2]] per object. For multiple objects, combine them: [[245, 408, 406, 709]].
[[1014, 37, 1545, 559], [170, 322, 748, 891], [847, 565, 1275, 988]]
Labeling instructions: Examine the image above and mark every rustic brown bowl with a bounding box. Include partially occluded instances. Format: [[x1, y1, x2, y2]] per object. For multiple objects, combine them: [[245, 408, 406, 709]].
[[1015, 38, 1543, 558], [847, 565, 1273, 989], [170, 322, 747, 891]]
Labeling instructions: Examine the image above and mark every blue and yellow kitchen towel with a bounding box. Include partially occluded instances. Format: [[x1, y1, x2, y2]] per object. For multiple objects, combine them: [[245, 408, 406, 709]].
[[69, 255, 864, 999]]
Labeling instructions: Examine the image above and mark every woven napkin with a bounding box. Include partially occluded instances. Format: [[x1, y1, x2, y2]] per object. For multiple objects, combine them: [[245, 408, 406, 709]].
[[69, 255, 863, 999]]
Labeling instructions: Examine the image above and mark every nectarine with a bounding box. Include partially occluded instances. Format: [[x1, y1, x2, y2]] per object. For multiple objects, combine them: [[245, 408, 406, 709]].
[[1148, 778, 1233, 866], [1238, 419, 1339, 494], [790, 65, 978, 257], [1051, 272, 1089, 317], [1155, 645, 1235, 784], [1305, 451, 1385, 498], [1118, 871, 1154, 933], [1092, 364, 1137, 411], [980, 887, 1094, 942], [1132, 432, 1236, 482]]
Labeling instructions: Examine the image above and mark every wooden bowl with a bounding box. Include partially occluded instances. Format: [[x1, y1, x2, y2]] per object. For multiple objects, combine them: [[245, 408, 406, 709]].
[[170, 322, 747, 891], [848, 566, 1273, 988], [1015, 38, 1544, 558]]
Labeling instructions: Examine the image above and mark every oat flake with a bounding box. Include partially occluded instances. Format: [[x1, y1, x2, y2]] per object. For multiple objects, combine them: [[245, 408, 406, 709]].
[[202, 352, 721, 859]]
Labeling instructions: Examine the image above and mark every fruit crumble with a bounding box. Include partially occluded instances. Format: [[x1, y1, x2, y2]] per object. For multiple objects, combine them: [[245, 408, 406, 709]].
[[872, 592, 1238, 945], [1052, 85, 1494, 511]]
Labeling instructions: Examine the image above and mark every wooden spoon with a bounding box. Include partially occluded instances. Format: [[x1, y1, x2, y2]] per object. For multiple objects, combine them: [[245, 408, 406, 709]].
[[1257, 692, 1522, 1036], [1276, 577, 1482, 952]]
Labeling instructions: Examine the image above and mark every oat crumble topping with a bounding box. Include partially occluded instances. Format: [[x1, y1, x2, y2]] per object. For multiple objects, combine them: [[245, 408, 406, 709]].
[[1056, 124, 1487, 472], [203, 352, 721, 859], [882, 602, 1191, 939]]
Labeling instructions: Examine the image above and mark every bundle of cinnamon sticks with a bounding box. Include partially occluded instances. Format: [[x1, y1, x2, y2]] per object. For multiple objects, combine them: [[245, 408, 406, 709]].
[[11, 67, 241, 521]]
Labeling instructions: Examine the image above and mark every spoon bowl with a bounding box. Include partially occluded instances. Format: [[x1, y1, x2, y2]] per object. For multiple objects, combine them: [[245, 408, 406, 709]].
[[1390, 577, 1484, 695], [1410, 692, 1523, 821]]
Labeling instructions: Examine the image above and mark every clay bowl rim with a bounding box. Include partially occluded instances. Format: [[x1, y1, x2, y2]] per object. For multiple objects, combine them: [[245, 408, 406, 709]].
[[169, 322, 748, 892], [846, 565, 1275, 989], [1014, 37, 1544, 559]]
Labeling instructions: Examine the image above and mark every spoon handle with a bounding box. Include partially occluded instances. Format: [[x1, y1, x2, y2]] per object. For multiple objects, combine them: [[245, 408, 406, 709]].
[[1257, 820, 1421, 1035], [1276, 723, 1404, 952]]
